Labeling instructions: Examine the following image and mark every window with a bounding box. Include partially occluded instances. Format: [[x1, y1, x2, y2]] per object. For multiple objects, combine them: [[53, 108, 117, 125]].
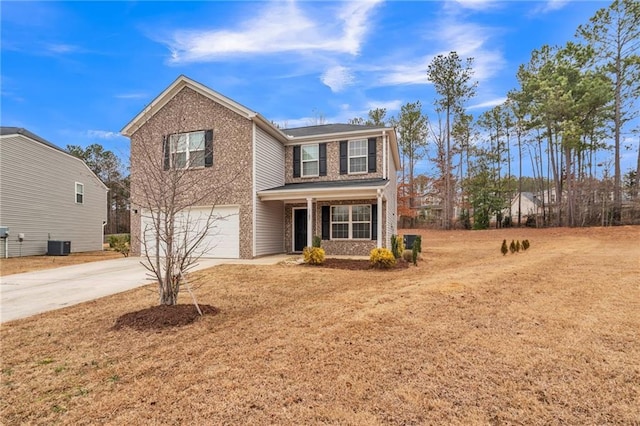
[[331, 205, 371, 239], [170, 131, 205, 169], [348, 139, 367, 173], [302, 144, 319, 177], [75, 182, 84, 204]]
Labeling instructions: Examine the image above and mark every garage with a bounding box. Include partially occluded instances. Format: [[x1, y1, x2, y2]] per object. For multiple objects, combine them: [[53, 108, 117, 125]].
[[140, 206, 239, 259]]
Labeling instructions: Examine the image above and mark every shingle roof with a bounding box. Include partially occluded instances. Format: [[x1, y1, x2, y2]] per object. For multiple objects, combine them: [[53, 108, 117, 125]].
[[261, 178, 388, 192], [282, 123, 387, 137], [0, 127, 67, 153]]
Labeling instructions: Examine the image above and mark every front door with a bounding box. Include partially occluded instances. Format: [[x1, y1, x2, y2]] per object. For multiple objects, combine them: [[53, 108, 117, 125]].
[[293, 209, 307, 252]]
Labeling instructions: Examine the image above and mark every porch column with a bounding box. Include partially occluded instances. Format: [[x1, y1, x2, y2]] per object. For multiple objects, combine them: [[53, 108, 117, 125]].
[[307, 197, 313, 248], [377, 189, 383, 248]]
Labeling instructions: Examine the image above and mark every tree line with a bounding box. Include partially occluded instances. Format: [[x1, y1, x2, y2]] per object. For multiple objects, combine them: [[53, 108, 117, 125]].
[[350, 0, 639, 229]]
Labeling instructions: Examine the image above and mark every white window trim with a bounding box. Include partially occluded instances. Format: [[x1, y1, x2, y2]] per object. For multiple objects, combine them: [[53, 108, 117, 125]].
[[75, 182, 84, 204], [348, 139, 368, 175], [301, 144, 319, 178], [330, 204, 371, 240], [170, 130, 206, 169]]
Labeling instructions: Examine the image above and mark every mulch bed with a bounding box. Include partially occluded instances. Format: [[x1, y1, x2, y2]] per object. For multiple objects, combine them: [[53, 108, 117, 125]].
[[112, 304, 219, 331], [305, 258, 411, 271]]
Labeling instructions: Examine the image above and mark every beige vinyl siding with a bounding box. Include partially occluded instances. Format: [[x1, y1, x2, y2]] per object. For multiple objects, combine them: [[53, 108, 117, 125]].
[[253, 126, 285, 256], [0, 135, 107, 257]]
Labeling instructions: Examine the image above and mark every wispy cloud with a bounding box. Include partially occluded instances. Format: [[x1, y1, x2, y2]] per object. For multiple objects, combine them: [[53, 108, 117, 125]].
[[163, 0, 382, 63], [532, 0, 570, 14], [321, 65, 354, 92], [87, 130, 125, 140], [46, 43, 80, 54], [114, 93, 148, 100], [365, 99, 403, 112], [447, 0, 502, 11], [468, 97, 507, 110]]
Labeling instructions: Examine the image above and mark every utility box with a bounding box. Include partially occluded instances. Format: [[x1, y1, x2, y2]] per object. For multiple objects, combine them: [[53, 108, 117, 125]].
[[0, 227, 8, 238], [403, 234, 418, 250], [48, 240, 71, 256]]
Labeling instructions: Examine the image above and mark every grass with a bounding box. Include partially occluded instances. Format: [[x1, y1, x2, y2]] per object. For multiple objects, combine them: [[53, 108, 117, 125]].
[[0, 250, 121, 276], [1, 226, 639, 424]]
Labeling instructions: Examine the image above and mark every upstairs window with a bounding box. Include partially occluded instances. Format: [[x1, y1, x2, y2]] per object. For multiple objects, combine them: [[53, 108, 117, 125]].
[[75, 182, 84, 204], [301, 144, 319, 177], [348, 139, 368, 173], [170, 131, 205, 169]]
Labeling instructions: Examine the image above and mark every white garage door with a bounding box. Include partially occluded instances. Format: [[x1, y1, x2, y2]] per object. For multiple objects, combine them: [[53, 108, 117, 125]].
[[141, 206, 239, 259]]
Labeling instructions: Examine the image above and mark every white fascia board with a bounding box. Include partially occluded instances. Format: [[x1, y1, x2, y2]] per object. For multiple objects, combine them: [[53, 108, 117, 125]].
[[282, 128, 396, 145], [257, 183, 389, 202]]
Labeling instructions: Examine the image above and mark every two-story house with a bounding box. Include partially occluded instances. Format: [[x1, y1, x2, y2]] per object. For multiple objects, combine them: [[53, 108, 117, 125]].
[[121, 75, 400, 259]]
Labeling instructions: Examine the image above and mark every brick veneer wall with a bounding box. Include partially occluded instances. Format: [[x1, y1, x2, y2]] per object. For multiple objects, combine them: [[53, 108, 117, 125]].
[[129, 86, 254, 259]]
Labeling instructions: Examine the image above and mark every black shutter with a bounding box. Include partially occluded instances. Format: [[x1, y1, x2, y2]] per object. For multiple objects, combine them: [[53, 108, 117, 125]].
[[293, 146, 301, 178], [368, 137, 377, 173], [371, 203, 377, 240], [204, 129, 214, 168], [339, 141, 348, 174], [319, 143, 327, 176], [163, 135, 170, 171], [321, 205, 330, 240]]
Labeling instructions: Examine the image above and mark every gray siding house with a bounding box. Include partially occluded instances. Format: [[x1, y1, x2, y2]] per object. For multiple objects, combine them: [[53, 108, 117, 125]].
[[122, 75, 400, 259], [0, 127, 108, 257]]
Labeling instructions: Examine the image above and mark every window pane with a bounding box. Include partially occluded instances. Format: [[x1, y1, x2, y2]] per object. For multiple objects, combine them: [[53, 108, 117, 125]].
[[352, 205, 371, 221], [332, 223, 349, 239], [76, 183, 84, 195], [189, 151, 205, 168], [302, 161, 318, 176], [331, 206, 349, 222], [189, 132, 205, 151], [302, 145, 318, 161], [349, 140, 367, 156], [174, 152, 187, 168], [352, 223, 370, 239], [350, 157, 367, 173], [172, 134, 187, 152]]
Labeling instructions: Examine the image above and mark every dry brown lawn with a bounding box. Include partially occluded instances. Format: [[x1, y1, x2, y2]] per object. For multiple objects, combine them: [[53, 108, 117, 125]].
[[1, 226, 639, 425], [0, 250, 121, 277]]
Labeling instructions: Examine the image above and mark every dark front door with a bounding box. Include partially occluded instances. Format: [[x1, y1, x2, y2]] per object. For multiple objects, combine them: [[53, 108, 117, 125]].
[[294, 209, 307, 252]]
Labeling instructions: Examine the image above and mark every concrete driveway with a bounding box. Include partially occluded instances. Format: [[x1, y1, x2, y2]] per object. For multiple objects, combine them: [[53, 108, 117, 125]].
[[0, 255, 289, 323]]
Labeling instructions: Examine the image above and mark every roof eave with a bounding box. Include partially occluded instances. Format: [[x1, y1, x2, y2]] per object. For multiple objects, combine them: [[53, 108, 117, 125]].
[[257, 183, 388, 202], [283, 127, 395, 145]]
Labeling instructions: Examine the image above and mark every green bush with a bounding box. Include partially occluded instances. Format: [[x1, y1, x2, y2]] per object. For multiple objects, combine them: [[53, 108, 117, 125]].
[[303, 247, 325, 265], [370, 248, 396, 269], [412, 242, 419, 266], [312, 235, 322, 248], [522, 239, 530, 250], [501, 239, 508, 256], [509, 240, 516, 254], [391, 235, 401, 259], [107, 234, 130, 257], [414, 235, 422, 253], [516, 240, 521, 252]]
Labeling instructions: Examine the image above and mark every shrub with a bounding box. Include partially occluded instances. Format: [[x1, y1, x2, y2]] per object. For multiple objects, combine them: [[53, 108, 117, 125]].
[[370, 248, 396, 269], [414, 235, 422, 253], [522, 239, 530, 250], [501, 239, 508, 256], [502, 216, 512, 228], [412, 242, 419, 266], [391, 235, 402, 259], [303, 247, 325, 265], [509, 240, 516, 254], [312, 235, 322, 248], [516, 240, 521, 252], [402, 249, 413, 262], [108, 234, 130, 257]]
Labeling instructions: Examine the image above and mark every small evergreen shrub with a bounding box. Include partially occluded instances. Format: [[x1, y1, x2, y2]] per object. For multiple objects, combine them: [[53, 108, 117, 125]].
[[516, 240, 521, 252], [412, 242, 419, 266], [391, 235, 405, 259], [402, 249, 413, 262], [414, 235, 422, 253], [522, 239, 530, 250], [501, 239, 508, 256], [303, 247, 325, 265], [509, 240, 516, 254], [370, 248, 396, 269], [108, 234, 130, 257], [312, 235, 322, 248]]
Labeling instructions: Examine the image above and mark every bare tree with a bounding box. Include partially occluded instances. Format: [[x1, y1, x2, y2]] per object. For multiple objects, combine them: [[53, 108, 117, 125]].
[[130, 109, 237, 306]]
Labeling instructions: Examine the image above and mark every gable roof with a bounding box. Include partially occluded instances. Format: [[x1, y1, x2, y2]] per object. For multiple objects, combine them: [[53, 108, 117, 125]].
[[120, 75, 287, 142], [0, 127, 67, 154]]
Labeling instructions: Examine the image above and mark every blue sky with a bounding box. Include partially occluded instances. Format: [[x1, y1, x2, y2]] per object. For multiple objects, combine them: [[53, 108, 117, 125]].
[[2, 0, 636, 177]]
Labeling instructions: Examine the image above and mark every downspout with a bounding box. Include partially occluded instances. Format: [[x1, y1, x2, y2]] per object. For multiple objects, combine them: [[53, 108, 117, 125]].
[[4, 237, 8, 258], [382, 131, 387, 180], [377, 189, 383, 248], [102, 221, 107, 251]]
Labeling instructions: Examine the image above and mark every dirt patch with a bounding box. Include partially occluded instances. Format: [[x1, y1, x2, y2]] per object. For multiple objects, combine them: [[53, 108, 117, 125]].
[[112, 304, 219, 331], [0, 250, 121, 276], [305, 257, 411, 270]]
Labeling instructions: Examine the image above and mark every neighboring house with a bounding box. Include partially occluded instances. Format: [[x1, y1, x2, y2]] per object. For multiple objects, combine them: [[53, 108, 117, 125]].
[[121, 75, 400, 259], [0, 127, 108, 257]]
